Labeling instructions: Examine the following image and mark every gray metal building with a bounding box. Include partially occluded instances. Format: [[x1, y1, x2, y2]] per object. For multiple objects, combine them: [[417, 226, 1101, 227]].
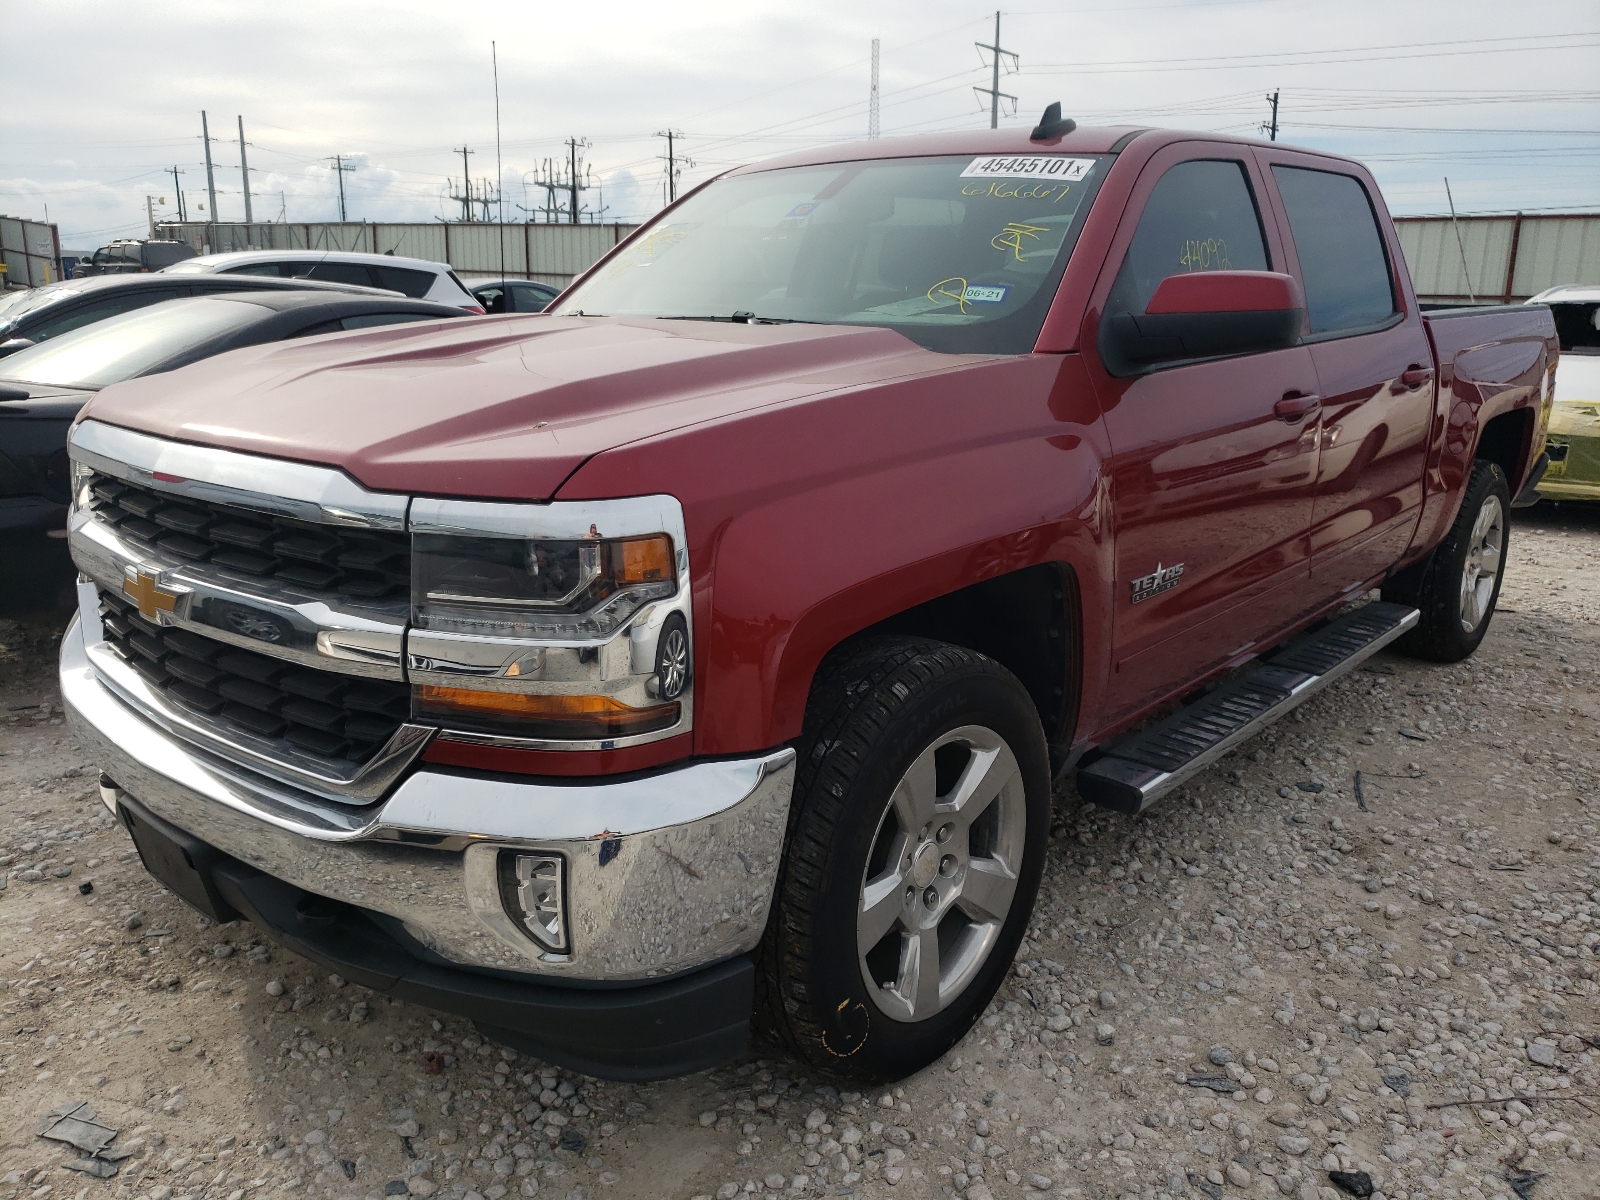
[[1393, 213, 1600, 305]]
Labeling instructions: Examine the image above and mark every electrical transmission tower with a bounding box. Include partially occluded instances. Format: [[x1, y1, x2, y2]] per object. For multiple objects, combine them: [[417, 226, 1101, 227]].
[[973, 11, 1018, 129], [327, 155, 356, 221], [657, 129, 693, 205], [447, 147, 476, 221], [1261, 90, 1280, 141], [869, 39, 881, 139], [520, 142, 602, 224]]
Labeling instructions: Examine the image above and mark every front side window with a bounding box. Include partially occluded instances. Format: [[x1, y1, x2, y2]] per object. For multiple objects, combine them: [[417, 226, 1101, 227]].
[[1272, 166, 1396, 335], [551, 154, 1110, 354], [1105, 159, 1270, 321]]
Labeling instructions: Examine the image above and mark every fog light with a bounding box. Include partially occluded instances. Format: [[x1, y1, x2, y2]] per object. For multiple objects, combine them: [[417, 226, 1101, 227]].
[[498, 851, 567, 953]]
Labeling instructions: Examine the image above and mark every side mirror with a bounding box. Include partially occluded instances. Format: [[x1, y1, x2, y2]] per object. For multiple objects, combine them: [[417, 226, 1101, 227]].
[[1102, 271, 1304, 370], [0, 337, 37, 359]]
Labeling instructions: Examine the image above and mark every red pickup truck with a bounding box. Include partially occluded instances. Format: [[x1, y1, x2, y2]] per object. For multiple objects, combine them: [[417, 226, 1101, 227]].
[[61, 116, 1555, 1082]]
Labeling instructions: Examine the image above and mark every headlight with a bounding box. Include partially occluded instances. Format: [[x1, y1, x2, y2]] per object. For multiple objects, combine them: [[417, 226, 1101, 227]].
[[407, 497, 692, 748], [414, 532, 675, 641]]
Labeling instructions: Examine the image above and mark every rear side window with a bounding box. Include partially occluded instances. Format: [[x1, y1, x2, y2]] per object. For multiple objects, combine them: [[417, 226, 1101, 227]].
[[373, 266, 437, 298], [1548, 302, 1600, 354], [307, 263, 378, 288], [1105, 159, 1269, 319], [1271, 166, 1396, 335], [28, 290, 183, 342]]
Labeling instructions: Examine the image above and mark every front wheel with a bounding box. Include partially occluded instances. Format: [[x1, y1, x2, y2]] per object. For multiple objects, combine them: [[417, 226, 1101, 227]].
[[1383, 459, 1510, 662], [756, 637, 1049, 1081]]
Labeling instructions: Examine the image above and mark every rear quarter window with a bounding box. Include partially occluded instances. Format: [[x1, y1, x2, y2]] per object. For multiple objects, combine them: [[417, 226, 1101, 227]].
[[373, 266, 438, 298]]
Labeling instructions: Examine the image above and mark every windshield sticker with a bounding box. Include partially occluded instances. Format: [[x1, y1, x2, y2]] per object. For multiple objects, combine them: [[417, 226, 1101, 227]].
[[962, 180, 1076, 203], [991, 222, 1051, 260], [961, 156, 1095, 181], [963, 285, 1008, 304], [783, 201, 824, 220]]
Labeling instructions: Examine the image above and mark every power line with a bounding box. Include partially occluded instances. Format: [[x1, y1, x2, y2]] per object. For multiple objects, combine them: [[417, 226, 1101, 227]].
[[973, 11, 1018, 129]]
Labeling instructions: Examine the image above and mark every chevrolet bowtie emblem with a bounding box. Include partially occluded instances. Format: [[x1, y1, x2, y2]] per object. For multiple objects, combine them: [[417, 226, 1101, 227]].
[[123, 568, 181, 621]]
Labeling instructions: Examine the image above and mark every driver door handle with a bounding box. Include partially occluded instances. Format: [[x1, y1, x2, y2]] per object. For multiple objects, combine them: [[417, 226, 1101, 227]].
[[1274, 392, 1321, 421], [1393, 364, 1435, 393]]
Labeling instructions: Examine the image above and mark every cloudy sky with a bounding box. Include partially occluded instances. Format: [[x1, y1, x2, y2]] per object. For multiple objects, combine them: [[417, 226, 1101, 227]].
[[4, 0, 1597, 248]]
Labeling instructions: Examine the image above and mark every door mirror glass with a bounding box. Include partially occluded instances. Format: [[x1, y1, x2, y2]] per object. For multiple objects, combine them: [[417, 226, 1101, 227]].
[[1105, 270, 1304, 365]]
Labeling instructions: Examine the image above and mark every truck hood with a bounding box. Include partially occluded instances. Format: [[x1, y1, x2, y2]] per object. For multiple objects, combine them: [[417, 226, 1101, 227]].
[[79, 315, 948, 500]]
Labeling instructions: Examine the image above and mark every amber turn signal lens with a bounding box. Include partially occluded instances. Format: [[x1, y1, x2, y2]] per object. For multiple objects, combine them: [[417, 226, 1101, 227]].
[[416, 685, 680, 739], [616, 535, 673, 585]]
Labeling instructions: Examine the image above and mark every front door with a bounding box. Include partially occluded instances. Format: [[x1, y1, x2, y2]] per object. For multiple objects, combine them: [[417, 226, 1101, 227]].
[[1083, 146, 1321, 729], [1257, 152, 1436, 590]]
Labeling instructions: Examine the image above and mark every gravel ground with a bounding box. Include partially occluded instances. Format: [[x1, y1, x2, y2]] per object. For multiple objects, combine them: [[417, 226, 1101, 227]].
[[3, 502, 1597, 1200]]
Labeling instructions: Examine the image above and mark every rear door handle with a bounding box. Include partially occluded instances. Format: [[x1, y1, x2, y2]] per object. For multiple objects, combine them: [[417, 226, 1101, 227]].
[[1394, 365, 1434, 392], [1274, 393, 1321, 421]]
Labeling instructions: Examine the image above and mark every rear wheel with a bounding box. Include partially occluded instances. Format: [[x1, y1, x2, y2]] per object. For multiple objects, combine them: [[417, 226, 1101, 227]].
[[756, 637, 1049, 1081], [1384, 459, 1510, 662]]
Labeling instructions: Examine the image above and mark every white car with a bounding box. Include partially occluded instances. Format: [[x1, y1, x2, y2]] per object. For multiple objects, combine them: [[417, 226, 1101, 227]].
[[161, 250, 483, 312]]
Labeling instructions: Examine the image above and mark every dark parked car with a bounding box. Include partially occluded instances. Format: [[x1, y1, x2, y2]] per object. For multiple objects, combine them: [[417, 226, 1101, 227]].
[[0, 289, 465, 611], [0, 273, 402, 359], [471, 279, 560, 313], [73, 238, 198, 276]]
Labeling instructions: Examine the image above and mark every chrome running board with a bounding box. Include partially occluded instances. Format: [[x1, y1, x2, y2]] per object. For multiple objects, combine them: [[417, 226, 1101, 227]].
[[1077, 601, 1419, 814]]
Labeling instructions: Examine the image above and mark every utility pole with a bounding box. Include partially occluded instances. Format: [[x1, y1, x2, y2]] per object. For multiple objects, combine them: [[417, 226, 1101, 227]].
[[200, 111, 219, 219], [327, 155, 355, 221], [146, 195, 156, 238], [568, 138, 580, 225], [169, 166, 187, 222], [657, 129, 692, 204], [973, 12, 1018, 129], [1262, 90, 1280, 141], [449, 147, 475, 221], [237, 116, 254, 223], [869, 39, 881, 139]]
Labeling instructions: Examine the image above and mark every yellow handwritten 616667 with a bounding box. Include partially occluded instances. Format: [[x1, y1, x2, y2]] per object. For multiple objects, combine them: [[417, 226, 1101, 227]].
[[992, 223, 1050, 261], [961, 181, 1075, 204], [926, 277, 971, 313]]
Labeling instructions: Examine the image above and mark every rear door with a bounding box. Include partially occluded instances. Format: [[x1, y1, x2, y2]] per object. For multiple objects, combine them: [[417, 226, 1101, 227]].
[[1083, 143, 1322, 726], [1255, 151, 1435, 590]]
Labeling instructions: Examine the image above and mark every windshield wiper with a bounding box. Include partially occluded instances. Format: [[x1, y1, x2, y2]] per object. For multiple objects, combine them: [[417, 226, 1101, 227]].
[[656, 312, 812, 325]]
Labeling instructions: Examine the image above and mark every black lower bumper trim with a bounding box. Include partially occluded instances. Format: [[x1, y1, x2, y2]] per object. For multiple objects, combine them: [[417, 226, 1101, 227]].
[[117, 793, 754, 1080]]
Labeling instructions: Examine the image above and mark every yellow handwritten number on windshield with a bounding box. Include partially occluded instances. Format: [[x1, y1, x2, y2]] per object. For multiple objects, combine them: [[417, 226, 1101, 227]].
[[992, 223, 1050, 261]]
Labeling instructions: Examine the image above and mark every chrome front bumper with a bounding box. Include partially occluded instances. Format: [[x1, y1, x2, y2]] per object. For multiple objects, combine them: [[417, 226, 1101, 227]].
[[61, 614, 795, 981]]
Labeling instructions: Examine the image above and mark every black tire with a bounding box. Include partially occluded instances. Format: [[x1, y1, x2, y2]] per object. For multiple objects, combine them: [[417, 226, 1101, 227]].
[[755, 636, 1050, 1081], [1383, 459, 1510, 662]]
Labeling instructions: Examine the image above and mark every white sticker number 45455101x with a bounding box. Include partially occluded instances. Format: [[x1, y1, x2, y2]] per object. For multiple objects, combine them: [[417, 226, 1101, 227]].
[[960, 156, 1095, 181]]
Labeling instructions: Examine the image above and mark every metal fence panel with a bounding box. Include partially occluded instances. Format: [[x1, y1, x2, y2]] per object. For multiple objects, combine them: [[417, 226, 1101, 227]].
[[1511, 217, 1600, 297], [1395, 213, 1600, 303], [150, 221, 636, 285], [0, 216, 61, 286]]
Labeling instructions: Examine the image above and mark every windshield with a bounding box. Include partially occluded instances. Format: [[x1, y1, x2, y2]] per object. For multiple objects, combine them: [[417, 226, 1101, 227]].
[[0, 281, 84, 324], [0, 296, 268, 389], [550, 153, 1109, 354]]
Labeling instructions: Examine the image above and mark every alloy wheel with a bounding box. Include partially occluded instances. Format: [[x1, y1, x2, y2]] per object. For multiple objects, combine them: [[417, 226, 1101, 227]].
[[857, 725, 1025, 1023], [1459, 493, 1504, 634]]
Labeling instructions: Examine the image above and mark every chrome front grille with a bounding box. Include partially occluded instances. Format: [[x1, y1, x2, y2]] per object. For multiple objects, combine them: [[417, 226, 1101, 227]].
[[99, 588, 411, 764], [87, 472, 411, 600]]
